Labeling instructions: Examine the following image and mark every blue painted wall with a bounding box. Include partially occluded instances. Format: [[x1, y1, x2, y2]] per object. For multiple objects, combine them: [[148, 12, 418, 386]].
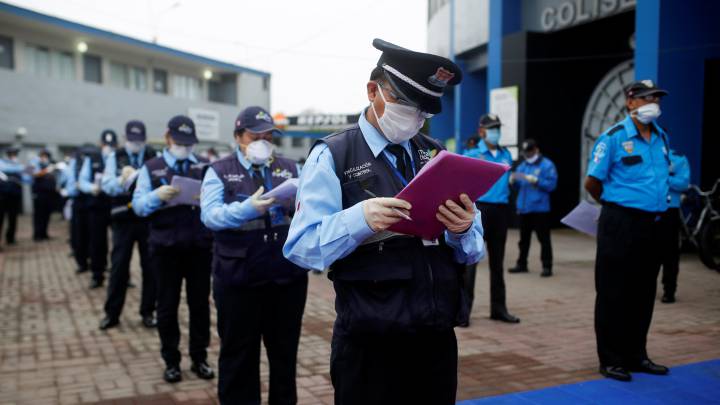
[[635, 0, 720, 183]]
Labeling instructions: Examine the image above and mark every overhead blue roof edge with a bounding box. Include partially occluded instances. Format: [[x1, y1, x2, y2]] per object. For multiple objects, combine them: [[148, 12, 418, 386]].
[[0, 1, 271, 77]]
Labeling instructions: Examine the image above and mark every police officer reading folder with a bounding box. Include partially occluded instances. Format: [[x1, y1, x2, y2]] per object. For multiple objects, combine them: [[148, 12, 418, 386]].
[[284, 39, 485, 405], [201, 106, 307, 405], [585, 80, 672, 382], [132, 115, 214, 383]]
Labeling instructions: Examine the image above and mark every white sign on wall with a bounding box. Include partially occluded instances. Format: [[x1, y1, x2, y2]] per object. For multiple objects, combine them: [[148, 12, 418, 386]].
[[489, 86, 519, 156], [188, 108, 220, 141]]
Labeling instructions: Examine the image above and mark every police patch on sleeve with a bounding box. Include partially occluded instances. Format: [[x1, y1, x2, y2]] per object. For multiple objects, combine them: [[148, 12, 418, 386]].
[[593, 142, 607, 163]]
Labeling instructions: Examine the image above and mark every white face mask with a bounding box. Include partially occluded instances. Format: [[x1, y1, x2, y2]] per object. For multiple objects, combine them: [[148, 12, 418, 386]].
[[101, 145, 113, 157], [169, 144, 193, 160], [372, 83, 425, 144], [633, 103, 661, 124], [245, 139, 274, 165], [525, 154, 539, 164], [126, 141, 144, 154]]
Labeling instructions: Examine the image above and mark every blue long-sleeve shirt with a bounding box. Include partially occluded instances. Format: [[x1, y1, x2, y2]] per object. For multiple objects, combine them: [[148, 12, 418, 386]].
[[78, 156, 102, 194], [668, 150, 690, 208], [463, 141, 513, 204], [101, 146, 147, 196], [513, 155, 558, 214], [63, 159, 78, 197], [132, 149, 198, 217], [200, 149, 270, 231], [283, 110, 485, 271], [0, 158, 32, 183]]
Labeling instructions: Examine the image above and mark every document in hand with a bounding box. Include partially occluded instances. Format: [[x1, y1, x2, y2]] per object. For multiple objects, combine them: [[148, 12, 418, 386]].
[[388, 150, 509, 240], [261, 178, 299, 201], [167, 175, 202, 207], [561, 200, 600, 237]]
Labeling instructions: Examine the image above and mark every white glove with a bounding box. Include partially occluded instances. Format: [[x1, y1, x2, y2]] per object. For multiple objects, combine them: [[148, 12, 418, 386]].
[[250, 186, 276, 215], [0, 171, 7, 182], [155, 185, 180, 202], [60, 188, 69, 197], [120, 166, 136, 185], [525, 174, 539, 184], [90, 184, 101, 196], [509, 173, 517, 185], [362, 197, 412, 232]]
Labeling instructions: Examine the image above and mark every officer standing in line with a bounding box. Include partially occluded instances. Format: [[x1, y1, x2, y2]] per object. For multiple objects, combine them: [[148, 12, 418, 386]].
[[99, 120, 158, 330], [132, 115, 214, 383], [508, 139, 558, 277], [201, 106, 308, 405], [284, 39, 485, 404], [0, 147, 28, 247], [462, 114, 520, 324], [77, 131, 116, 289], [659, 149, 690, 303], [62, 152, 80, 261], [30, 149, 59, 241], [585, 80, 671, 382]]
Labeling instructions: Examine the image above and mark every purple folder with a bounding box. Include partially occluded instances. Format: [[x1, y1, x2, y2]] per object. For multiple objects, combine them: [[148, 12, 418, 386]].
[[167, 176, 202, 207], [561, 200, 600, 237], [388, 150, 509, 240]]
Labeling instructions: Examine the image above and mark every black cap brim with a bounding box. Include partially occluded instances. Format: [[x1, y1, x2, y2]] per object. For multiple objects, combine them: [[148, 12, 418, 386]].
[[169, 132, 198, 145], [126, 133, 146, 142], [633, 88, 669, 98], [244, 121, 276, 134]]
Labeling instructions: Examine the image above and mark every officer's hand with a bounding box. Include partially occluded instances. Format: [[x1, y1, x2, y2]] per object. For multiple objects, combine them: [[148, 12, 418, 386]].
[[525, 174, 539, 184], [436, 193, 475, 234], [362, 197, 412, 232], [0, 171, 8, 182], [250, 186, 276, 215], [91, 184, 101, 196], [120, 166, 136, 184], [155, 185, 180, 202]]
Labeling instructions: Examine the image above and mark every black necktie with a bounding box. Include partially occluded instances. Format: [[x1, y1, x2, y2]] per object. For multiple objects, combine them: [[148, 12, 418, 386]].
[[175, 160, 187, 175], [252, 166, 265, 190], [130, 154, 139, 169], [386, 144, 413, 183]]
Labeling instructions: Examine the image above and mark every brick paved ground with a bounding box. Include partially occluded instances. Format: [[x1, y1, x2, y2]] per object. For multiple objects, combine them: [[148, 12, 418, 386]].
[[1, 215, 718, 404]]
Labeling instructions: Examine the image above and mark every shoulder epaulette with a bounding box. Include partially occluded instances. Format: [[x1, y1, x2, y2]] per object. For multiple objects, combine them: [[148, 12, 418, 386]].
[[606, 125, 624, 136]]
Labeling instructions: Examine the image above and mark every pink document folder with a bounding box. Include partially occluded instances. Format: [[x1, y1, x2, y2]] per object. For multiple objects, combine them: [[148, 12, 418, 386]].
[[388, 150, 509, 240]]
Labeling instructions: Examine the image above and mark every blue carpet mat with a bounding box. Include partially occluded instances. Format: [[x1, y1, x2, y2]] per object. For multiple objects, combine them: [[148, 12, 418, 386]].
[[459, 359, 720, 404]]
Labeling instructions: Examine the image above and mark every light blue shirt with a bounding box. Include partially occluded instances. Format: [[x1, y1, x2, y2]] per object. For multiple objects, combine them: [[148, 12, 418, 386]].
[[668, 150, 690, 208], [132, 149, 198, 217], [587, 115, 670, 212], [63, 158, 78, 197], [463, 140, 512, 204], [283, 110, 485, 271], [200, 149, 269, 231], [78, 155, 109, 194], [101, 146, 147, 196], [0, 158, 32, 185]]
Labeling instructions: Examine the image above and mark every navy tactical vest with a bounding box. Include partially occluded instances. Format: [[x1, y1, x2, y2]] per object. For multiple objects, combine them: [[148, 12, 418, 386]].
[[74, 147, 109, 210], [210, 154, 306, 287], [145, 155, 212, 249], [111, 147, 156, 221], [316, 124, 468, 337], [31, 164, 57, 195], [0, 161, 22, 196]]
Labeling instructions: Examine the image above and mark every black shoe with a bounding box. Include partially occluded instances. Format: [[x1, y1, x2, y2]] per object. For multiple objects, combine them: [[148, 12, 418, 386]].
[[457, 321, 470, 328], [661, 294, 675, 303], [630, 359, 669, 375], [599, 365, 632, 381], [76, 268, 89, 274], [163, 365, 182, 383], [6, 240, 16, 245], [490, 311, 520, 323], [541, 268, 553, 277], [99, 317, 119, 330], [142, 315, 157, 328], [89, 279, 103, 289], [508, 266, 529, 274], [190, 361, 215, 380], [127, 281, 137, 289]]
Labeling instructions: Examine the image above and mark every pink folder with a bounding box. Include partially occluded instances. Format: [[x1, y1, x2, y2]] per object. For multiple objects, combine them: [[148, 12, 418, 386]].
[[388, 150, 509, 240]]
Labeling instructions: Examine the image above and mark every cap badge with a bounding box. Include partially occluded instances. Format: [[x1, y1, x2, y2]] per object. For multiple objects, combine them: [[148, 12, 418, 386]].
[[130, 127, 141, 134], [178, 124, 193, 134], [428, 67, 455, 88], [255, 111, 272, 123], [641, 79, 654, 88], [104, 133, 113, 142]]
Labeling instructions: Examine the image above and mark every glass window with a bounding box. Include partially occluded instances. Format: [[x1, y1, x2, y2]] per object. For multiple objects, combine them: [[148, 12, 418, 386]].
[[263, 76, 269, 91], [25, 44, 51, 77], [130, 66, 147, 91], [153, 68, 167, 93], [109, 61, 127, 87], [53, 51, 75, 80], [171, 74, 202, 100], [110, 62, 147, 91], [83, 54, 102, 83], [0, 35, 13, 69]]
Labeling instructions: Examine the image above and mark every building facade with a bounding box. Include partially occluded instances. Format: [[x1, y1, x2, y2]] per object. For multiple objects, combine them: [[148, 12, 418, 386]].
[[0, 1, 271, 159], [428, 0, 720, 222]]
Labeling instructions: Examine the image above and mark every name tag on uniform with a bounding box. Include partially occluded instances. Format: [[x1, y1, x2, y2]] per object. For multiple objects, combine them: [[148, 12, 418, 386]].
[[422, 239, 439, 247]]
